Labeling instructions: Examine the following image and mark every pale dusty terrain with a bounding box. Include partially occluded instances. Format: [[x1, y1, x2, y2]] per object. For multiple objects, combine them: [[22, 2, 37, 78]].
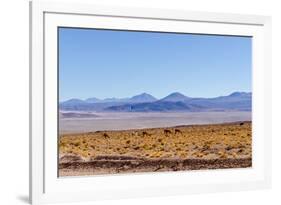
[[59, 111, 251, 134]]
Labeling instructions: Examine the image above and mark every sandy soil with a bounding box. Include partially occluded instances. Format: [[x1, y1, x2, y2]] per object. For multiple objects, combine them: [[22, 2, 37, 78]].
[[59, 121, 252, 176]]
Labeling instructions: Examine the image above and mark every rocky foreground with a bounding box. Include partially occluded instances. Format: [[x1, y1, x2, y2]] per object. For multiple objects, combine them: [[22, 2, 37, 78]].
[[59, 121, 252, 176]]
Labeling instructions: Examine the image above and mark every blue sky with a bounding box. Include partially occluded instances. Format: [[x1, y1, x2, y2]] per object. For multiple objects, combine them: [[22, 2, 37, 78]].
[[59, 28, 252, 101]]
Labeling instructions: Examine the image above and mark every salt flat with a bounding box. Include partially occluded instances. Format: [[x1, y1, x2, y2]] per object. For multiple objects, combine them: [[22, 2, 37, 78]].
[[59, 111, 251, 134]]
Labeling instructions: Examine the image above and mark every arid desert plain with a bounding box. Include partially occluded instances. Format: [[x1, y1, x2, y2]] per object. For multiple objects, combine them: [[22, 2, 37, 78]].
[[59, 111, 252, 176]]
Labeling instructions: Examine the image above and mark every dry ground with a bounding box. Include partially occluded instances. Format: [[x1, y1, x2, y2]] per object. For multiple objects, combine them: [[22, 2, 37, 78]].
[[59, 121, 252, 176]]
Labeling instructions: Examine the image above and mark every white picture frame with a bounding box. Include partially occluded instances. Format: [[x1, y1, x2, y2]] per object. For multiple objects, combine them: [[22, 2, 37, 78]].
[[30, 1, 272, 204]]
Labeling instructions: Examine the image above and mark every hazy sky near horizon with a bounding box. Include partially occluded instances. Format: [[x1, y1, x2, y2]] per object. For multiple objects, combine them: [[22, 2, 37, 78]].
[[59, 28, 252, 101]]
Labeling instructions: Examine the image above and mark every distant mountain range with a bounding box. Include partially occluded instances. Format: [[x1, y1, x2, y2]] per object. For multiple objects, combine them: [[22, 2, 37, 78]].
[[59, 92, 252, 112]]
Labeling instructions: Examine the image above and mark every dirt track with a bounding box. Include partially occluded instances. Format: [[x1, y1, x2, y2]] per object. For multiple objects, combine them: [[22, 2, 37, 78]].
[[59, 157, 252, 176]]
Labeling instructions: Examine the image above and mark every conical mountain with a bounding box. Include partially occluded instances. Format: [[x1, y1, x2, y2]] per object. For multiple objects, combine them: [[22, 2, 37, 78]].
[[160, 92, 190, 102], [129, 93, 157, 103]]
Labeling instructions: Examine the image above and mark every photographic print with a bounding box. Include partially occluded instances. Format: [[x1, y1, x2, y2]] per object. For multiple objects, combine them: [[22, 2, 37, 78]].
[[58, 28, 252, 177]]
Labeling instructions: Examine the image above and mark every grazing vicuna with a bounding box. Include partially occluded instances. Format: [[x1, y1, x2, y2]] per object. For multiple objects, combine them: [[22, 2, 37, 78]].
[[103, 133, 109, 138], [175, 129, 182, 135], [164, 129, 172, 135], [142, 131, 150, 137]]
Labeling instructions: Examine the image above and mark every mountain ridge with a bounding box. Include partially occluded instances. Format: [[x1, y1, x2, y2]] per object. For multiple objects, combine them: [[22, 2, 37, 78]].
[[60, 91, 252, 112]]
